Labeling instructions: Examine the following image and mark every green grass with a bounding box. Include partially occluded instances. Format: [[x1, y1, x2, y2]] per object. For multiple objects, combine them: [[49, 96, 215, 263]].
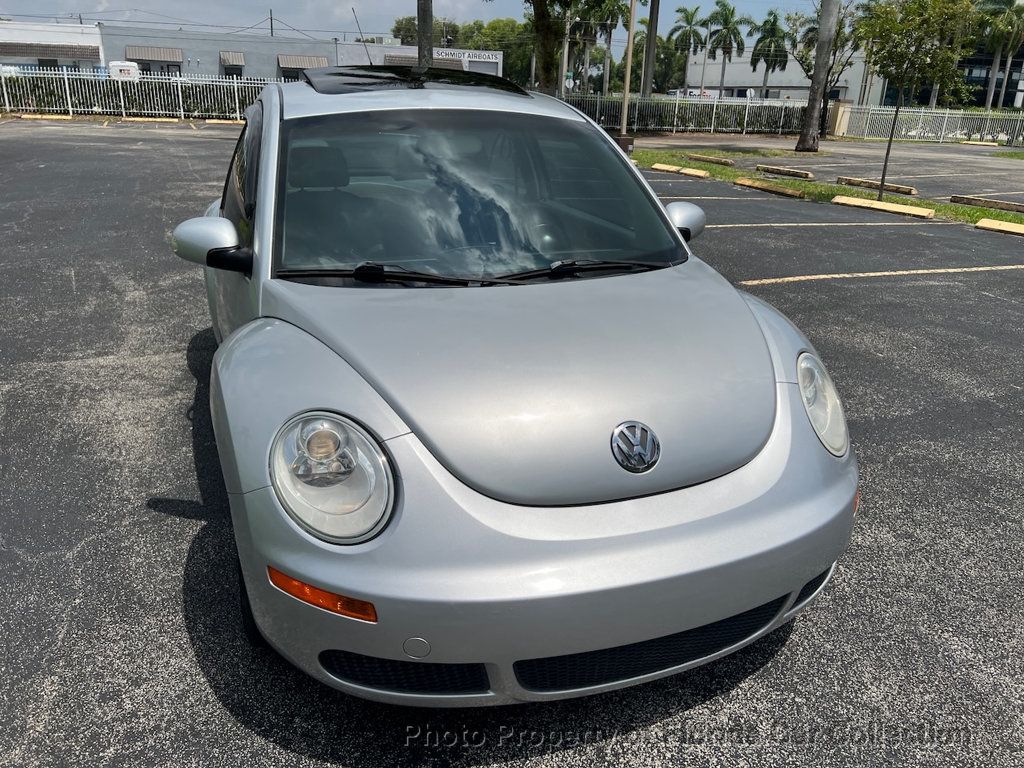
[[993, 150, 1024, 160], [634, 148, 1024, 227]]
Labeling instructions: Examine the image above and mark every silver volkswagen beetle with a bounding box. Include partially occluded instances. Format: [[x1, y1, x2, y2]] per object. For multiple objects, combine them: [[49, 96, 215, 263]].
[[171, 66, 858, 707]]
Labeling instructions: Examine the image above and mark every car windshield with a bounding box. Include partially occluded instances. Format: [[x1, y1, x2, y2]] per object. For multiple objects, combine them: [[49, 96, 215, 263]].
[[274, 109, 684, 283]]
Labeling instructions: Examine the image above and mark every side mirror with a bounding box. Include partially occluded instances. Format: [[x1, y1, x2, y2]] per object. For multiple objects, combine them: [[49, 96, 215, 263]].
[[171, 217, 252, 275], [665, 201, 706, 242]]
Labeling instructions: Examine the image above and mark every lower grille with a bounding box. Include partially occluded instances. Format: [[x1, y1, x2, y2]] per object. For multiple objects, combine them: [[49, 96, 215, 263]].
[[514, 596, 787, 693], [794, 566, 832, 607], [319, 650, 489, 695]]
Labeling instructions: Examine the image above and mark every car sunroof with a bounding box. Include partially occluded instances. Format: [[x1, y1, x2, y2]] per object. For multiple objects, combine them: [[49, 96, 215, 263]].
[[300, 65, 530, 96]]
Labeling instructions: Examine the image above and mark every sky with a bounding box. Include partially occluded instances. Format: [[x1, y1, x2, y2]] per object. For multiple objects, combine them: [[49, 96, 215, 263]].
[[0, 1, 819, 54]]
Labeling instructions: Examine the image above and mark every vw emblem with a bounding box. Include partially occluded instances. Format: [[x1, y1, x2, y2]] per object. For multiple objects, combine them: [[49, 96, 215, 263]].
[[611, 421, 660, 473]]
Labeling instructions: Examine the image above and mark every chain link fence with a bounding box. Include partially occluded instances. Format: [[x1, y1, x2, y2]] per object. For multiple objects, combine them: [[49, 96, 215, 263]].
[[564, 94, 808, 134], [842, 105, 1024, 144], [0, 68, 278, 119]]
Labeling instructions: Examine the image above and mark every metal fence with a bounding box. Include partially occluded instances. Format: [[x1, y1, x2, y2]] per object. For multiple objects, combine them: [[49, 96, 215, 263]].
[[565, 94, 808, 134], [0, 68, 278, 119], [843, 105, 1024, 144]]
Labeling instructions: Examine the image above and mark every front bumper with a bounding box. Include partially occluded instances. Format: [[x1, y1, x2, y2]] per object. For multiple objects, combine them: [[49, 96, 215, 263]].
[[230, 383, 857, 706]]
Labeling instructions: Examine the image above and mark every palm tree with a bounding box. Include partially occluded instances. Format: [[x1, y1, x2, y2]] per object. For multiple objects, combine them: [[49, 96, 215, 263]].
[[996, 4, 1024, 108], [669, 6, 705, 93], [595, 0, 630, 95], [704, 0, 754, 96], [980, 0, 1017, 109], [748, 10, 788, 98]]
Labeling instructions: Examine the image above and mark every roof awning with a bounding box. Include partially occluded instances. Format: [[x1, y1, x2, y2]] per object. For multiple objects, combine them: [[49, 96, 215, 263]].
[[0, 42, 101, 60], [124, 46, 184, 63], [219, 51, 245, 66], [383, 54, 465, 71], [277, 54, 329, 69]]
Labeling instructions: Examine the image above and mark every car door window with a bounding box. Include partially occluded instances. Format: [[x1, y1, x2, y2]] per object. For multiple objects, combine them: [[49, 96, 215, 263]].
[[222, 102, 262, 249]]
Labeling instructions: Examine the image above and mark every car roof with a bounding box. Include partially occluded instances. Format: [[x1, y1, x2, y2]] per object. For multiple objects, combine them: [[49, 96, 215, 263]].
[[276, 65, 585, 122]]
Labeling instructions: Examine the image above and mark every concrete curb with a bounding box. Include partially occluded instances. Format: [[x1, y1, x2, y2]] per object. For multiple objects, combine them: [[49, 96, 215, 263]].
[[961, 140, 1000, 146], [735, 178, 805, 198], [950, 195, 1024, 215], [205, 119, 244, 125], [650, 163, 710, 178], [122, 116, 180, 123], [18, 113, 72, 120], [837, 176, 918, 195], [976, 218, 1024, 236], [832, 195, 935, 218], [756, 164, 814, 179], [686, 153, 735, 166]]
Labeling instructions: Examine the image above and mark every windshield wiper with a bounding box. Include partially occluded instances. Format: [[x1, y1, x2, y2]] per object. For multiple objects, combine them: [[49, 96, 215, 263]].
[[495, 258, 676, 282], [276, 262, 521, 287]]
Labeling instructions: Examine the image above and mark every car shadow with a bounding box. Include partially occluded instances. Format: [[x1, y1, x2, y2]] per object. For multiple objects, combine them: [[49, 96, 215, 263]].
[[150, 328, 795, 766]]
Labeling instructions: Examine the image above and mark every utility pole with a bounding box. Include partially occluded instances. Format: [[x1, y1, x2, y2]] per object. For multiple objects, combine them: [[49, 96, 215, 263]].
[[269, 9, 274, 37], [619, 0, 640, 137], [795, 0, 840, 151], [417, 0, 433, 70], [641, 0, 660, 96]]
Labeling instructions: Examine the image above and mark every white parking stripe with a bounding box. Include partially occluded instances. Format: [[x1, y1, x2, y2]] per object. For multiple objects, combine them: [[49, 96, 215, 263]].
[[740, 264, 1024, 285], [659, 196, 760, 200]]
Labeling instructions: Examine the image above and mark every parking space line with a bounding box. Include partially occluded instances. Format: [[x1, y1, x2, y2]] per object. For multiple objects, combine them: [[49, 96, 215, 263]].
[[659, 196, 758, 200], [739, 264, 1024, 285]]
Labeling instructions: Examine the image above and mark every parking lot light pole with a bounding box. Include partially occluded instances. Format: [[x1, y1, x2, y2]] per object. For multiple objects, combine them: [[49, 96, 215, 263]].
[[619, 0, 639, 139], [417, 0, 433, 71]]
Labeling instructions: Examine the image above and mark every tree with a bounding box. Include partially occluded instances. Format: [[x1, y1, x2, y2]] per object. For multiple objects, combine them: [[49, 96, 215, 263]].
[[590, 0, 631, 94], [995, 3, 1024, 108], [391, 15, 462, 47], [704, 0, 754, 95], [788, 3, 861, 136], [669, 6, 705, 93], [461, 18, 536, 85], [795, 0, 841, 151], [748, 10, 789, 97], [860, 0, 979, 197], [979, 0, 1017, 109]]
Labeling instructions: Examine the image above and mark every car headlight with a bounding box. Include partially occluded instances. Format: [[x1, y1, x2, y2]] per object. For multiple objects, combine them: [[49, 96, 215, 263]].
[[270, 412, 395, 544], [797, 352, 849, 456]]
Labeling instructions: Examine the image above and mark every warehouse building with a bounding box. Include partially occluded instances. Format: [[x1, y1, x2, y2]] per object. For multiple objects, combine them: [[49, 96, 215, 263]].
[[0, 20, 503, 79]]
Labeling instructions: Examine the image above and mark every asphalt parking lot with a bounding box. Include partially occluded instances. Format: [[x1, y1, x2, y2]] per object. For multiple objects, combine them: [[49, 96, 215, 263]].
[[641, 132, 1024, 202], [1, 120, 1022, 767]]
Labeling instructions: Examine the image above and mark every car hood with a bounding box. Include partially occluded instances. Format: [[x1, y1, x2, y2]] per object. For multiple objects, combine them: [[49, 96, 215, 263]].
[[262, 260, 776, 506]]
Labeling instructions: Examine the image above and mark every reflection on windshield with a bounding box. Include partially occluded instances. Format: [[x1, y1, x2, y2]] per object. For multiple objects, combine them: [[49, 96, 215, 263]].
[[275, 109, 682, 282]]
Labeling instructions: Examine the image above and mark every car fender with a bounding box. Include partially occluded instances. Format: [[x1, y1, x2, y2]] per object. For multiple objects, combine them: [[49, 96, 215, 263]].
[[739, 293, 816, 384], [210, 318, 411, 494]]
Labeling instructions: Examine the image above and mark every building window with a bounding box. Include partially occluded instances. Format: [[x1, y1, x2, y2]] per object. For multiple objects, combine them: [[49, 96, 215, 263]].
[[138, 62, 152, 73], [223, 65, 243, 78], [280, 68, 302, 80], [37, 58, 58, 69], [165, 63, 181, 75]]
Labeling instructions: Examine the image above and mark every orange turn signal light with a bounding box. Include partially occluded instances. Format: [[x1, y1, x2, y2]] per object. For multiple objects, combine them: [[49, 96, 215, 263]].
[[268, 566, 377, 623]]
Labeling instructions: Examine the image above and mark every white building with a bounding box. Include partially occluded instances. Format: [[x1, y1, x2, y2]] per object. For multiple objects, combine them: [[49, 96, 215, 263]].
[[0, 21, 104, 70], [680, 49, 884, 105], [0, 21, 503, 79]]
